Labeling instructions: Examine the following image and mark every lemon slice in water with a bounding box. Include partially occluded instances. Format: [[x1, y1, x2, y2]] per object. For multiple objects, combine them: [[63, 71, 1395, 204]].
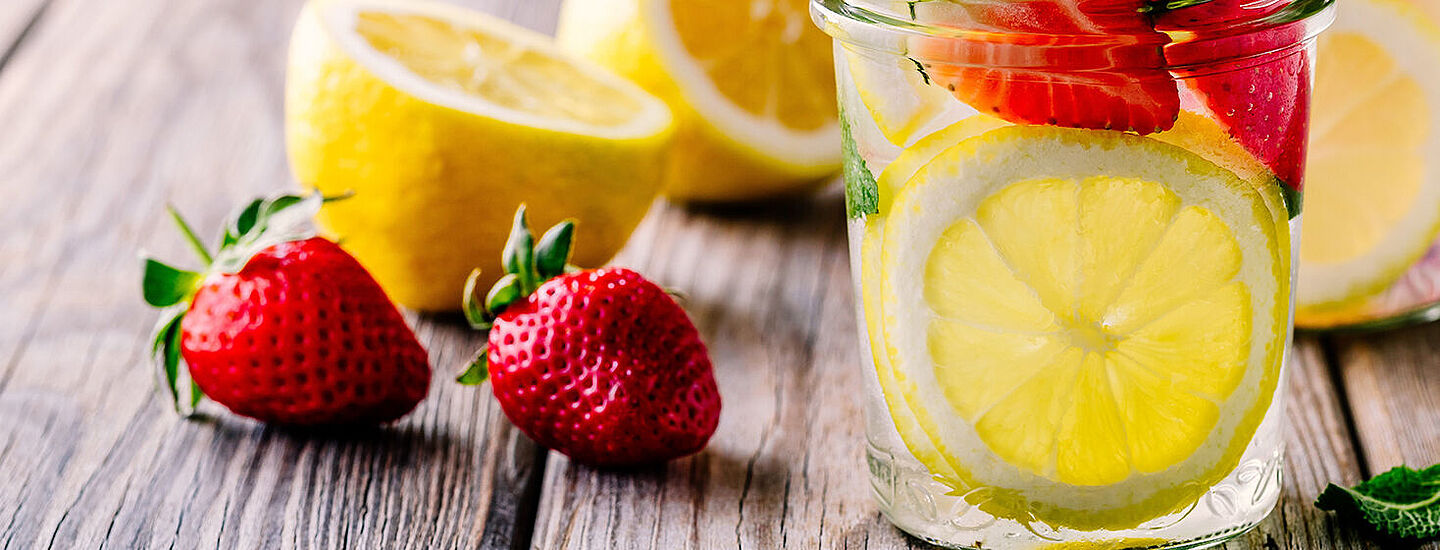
[[878, 126, 1286, 530]]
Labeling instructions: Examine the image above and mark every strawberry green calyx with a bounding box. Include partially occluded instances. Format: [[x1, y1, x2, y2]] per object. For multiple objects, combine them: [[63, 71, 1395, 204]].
[[141, 193, 329, 413], [457, 205, 577, 385]]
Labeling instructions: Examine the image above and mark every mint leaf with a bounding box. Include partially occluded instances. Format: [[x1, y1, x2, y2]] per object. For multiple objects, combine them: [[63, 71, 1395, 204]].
[[1316, 464, 1440, 541], [840, 111, 879, 219], [1281, 183, 1303, 219]]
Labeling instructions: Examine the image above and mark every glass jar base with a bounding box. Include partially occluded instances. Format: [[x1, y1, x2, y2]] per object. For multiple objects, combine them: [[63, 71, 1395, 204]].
[[865, 406, 1285, 550]]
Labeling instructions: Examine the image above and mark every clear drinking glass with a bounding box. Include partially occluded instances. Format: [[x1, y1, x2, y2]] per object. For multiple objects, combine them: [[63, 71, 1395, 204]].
[[1296, 0, 1440, 331], [812, 0, 1333, 547]]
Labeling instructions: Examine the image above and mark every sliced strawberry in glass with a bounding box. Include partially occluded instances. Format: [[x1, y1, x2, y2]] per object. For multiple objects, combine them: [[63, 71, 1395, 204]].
[[911, 0, 1179, 134], [1159, 0, 1310, 189]]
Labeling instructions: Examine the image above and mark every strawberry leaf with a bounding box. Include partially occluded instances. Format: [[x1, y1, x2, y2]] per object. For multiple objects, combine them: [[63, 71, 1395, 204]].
[[462, 268, 492, 330], [456, 350, 489, 385], [150, 310, 187, 411], [840, 110, 879, 219], [1316, 464, 1440, 541], [502, 205, 538, 293], [486, 273, 524, 315], [223, 198, 265, 248], [535, 219, 576, 280], [212, 193, 322, 272], [142, 259, 202, 307]]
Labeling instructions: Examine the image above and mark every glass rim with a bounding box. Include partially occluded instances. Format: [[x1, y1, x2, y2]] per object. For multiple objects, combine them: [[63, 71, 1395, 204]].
[[810, 0, 1336, 73]]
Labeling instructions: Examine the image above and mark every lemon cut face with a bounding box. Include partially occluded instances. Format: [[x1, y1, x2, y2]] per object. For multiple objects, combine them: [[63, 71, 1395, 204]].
[[352, 11, 647, 129], [878, 126, 1287, 530], [320, 0, 672, 139], [286, 0, 672, 311], [1298, 0, 1440, 325]]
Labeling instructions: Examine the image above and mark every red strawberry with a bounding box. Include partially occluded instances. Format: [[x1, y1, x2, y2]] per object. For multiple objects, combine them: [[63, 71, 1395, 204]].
[[1157, 0, 1311, 188], [457, 207, 720, 467], [143, 194, 431, 425], [912, 0, 1179, 133]]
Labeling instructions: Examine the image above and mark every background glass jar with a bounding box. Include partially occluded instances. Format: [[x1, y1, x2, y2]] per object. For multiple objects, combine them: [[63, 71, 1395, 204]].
[[813, 0, 1333, 548], [1296, 0, 1440, 331]]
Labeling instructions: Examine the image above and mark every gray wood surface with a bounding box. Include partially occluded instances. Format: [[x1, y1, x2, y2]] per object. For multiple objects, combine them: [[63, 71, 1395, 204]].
[[1333, 328, 1440, 474], [0, 0, 1434, 548]]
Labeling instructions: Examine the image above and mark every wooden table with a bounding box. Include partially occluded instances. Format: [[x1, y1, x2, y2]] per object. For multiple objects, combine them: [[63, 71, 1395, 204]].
[[0, 0, 1434, 548]]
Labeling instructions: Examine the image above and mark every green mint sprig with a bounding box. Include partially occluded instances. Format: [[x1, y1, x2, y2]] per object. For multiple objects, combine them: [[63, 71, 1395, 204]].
[[839, 109, 879, 219], [1316, 464, 1440, 541]]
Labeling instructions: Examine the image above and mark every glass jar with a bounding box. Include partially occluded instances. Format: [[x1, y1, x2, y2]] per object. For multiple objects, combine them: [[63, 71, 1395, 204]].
[[812, 0, 1333, 547], [1296, 0, 1440, 331]]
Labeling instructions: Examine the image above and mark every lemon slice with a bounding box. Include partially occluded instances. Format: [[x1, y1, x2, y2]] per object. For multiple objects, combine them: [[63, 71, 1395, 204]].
[[1297, 0, 1440, 326], [879, 126, 1286, 530], [859, 116, 1011, 488], [557, 0, 840, 202], [285, 0, 672, 311], [844, 46, 968, 147], [1156, 111, 1292, 280], [874, 115, 1010, 215]]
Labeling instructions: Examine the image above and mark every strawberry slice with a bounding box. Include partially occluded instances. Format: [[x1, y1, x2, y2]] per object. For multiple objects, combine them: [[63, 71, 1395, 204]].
[[1158, 0, 1310, 189], [913, 0, 1179, 134]]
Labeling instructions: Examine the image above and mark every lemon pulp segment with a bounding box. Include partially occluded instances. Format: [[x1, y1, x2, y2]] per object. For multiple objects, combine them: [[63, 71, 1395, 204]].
[[669, 0, 834, 132], [354, 12, 645, 127]]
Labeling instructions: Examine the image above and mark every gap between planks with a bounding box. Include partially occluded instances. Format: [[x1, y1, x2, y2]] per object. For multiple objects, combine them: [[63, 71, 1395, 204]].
[[0, 0, 49, 75]]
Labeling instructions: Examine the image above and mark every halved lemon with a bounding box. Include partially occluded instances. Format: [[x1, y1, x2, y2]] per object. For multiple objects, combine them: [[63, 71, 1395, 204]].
[[1298, 0, 1440, 327], [285, 0, 672, 311], [557, 0, 840, 202], [878, 126, 1286, 530]]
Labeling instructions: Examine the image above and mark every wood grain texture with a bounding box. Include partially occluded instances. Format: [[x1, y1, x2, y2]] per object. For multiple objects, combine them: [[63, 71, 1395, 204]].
[[0, 0, 546, 548], [0, 0, 1426, 548], [1331, 323, 1440, 473]]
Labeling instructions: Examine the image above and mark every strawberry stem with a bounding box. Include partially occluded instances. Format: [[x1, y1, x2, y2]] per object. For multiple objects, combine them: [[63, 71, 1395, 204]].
[[167, 204, 213, 266], [464, 205, 583, 326]]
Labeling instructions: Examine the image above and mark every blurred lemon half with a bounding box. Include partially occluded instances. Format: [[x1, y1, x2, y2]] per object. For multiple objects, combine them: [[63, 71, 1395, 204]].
[[557, 0, 841, 202], [1297, 0, 1440, 327], [286, 0, 672, 311]]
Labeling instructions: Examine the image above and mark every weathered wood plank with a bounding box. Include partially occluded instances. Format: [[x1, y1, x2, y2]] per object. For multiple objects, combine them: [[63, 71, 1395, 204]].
[[1326, 325, 1440, 550], [0, 0, 547, 548], [1331, 324, 1440, 473]]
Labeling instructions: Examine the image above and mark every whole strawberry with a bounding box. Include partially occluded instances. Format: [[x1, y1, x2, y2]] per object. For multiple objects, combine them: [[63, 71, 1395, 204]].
[[142, 194, 431, 425], [458, 207, 721, 466]]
